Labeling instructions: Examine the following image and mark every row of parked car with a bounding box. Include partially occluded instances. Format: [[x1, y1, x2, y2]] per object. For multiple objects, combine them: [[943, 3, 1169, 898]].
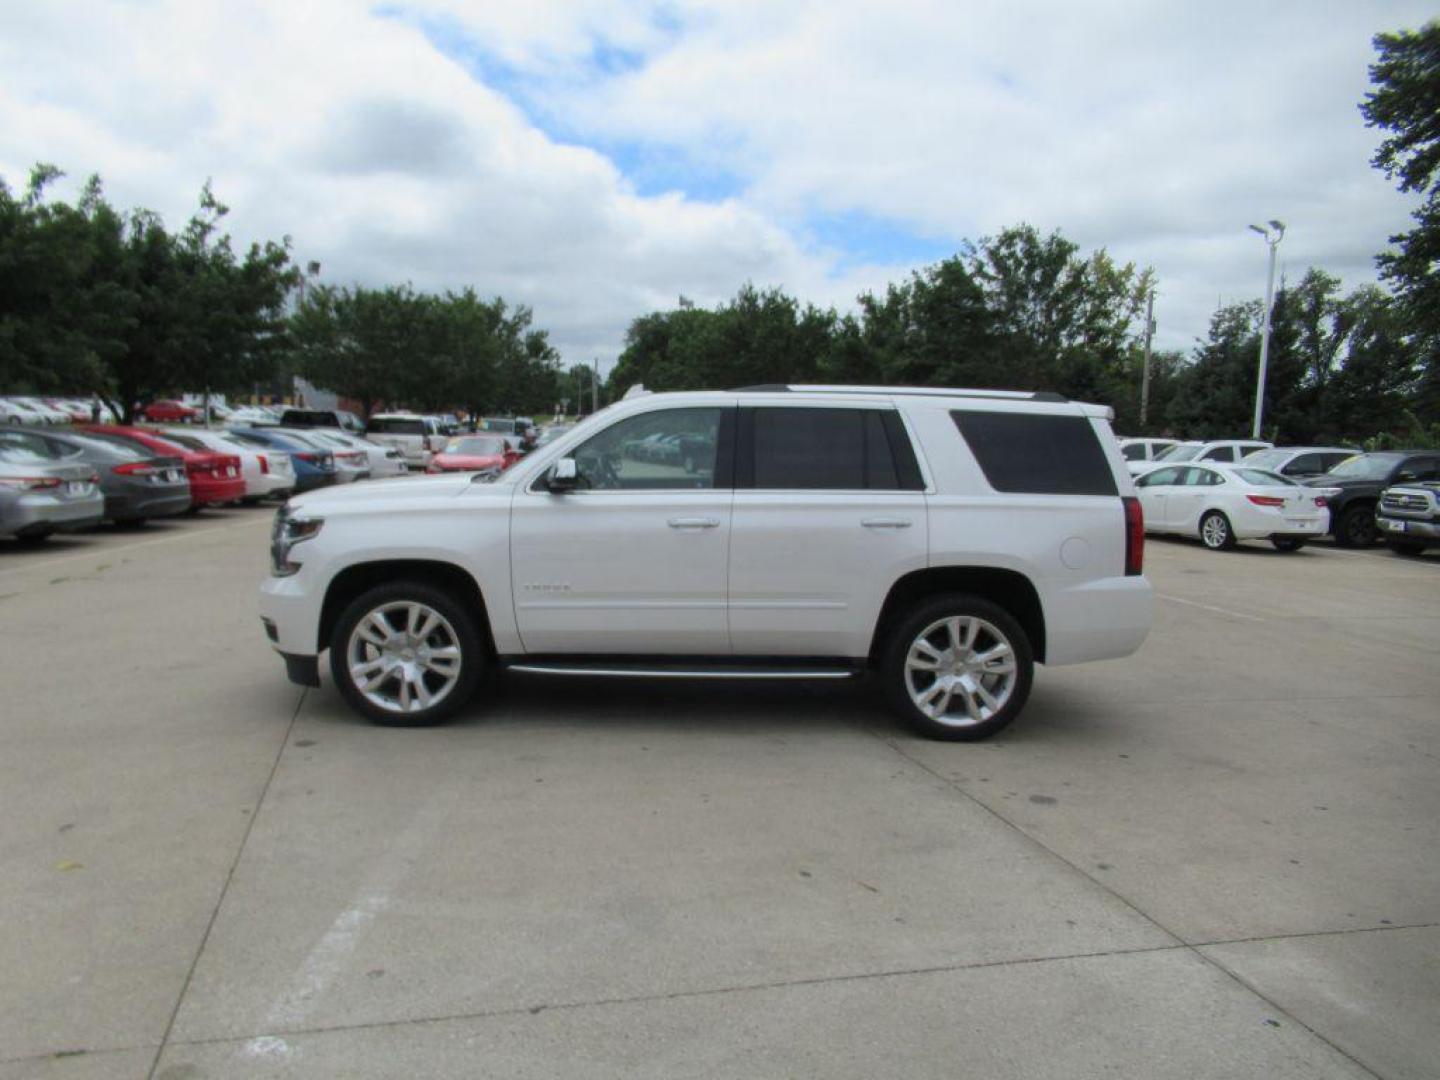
[[1116, 436, 1440, 556], [0, 406, 556, 543]]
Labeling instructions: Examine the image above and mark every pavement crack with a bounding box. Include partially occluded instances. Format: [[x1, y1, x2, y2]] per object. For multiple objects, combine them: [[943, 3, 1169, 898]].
[[144, 687, 308, 1080], [163, 941, 1194, 1051]]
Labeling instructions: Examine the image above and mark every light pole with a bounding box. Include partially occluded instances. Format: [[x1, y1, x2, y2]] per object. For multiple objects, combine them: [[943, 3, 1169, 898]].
[[1248, 220, 1284, 439]]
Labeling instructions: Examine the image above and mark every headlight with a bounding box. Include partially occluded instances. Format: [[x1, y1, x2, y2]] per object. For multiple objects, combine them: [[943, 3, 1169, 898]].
[[270, 507, 324, 576]]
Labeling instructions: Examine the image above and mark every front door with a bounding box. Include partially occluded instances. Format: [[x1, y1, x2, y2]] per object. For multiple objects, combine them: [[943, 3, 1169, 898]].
[[509, 406, 733, 655], [1135, 466, 1183, 532]]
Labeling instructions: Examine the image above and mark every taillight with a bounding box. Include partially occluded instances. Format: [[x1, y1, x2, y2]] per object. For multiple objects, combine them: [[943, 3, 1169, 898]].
[[1123, 495, 1144, 576], [1247, 495, 1285, 507], [0, 476, 62, 491], [295, 452, 317, 463], [1313, 497, 1327, 508], [112, 462, 157, 477], [259, 455, 270, 475]]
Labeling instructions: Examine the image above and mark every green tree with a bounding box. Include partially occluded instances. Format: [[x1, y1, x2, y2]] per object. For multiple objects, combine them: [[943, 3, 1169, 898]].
[[1361, 22, 1440, 420]]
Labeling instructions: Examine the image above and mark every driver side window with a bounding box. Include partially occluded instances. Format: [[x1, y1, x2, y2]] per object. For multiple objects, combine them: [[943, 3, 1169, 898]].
[[570, 407, 722, 491]]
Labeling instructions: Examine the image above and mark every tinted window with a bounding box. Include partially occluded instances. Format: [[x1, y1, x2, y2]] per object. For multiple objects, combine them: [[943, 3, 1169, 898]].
[[1284, 453, 1322, 474], [951, 411, 1117, 496], [1200, 445, 1234, 461], [1121, 442, 1147, 461], [366, 418, 426, 436], [744, 407, 916, 491]]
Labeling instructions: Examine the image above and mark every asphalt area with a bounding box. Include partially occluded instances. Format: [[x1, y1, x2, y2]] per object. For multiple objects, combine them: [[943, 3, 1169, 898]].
[[1, 508, 1437, 1079]]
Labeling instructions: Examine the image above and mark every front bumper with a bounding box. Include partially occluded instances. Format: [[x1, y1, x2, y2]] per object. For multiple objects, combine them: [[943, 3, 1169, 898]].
[[1377, 514, 1440, 540]]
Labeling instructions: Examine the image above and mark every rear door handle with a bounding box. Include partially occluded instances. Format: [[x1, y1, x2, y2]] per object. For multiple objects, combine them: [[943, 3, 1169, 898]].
[[668, 517, 720, 529], [862, 518, 913, 529]]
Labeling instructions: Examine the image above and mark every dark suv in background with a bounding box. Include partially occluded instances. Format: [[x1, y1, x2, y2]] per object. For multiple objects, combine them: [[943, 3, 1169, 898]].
[[279, 408, 364, 434], [1306, 451, 1440, 546]]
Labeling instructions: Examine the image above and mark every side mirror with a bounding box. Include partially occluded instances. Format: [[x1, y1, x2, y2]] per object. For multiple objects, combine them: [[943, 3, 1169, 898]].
[[546, 457, 578, 493]]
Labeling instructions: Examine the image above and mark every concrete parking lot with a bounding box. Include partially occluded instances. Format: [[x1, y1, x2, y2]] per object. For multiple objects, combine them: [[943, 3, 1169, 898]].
[[1, 511, 1437, 1079]]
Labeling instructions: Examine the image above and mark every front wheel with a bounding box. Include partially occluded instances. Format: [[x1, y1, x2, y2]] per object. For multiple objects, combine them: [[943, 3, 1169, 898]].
[[330, 580, 485, 726], [1335, 504, 1377, 548], [1271, 537, 1306, 552], [882, 594, 1034, 741], [1200, 511, 1236, 550]]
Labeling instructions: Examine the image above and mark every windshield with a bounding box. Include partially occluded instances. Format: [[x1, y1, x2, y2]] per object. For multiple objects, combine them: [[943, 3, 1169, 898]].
[[1154, 443, 1202, 462], [481, 418, 516, 434], [447, 436, 507, 456], [366, 418, 425, 435], [0, 430, 65, 462], [1242, 449, 1287, 468], [1235, 468, 1297, 487], [1327, 454, 1400, 480]]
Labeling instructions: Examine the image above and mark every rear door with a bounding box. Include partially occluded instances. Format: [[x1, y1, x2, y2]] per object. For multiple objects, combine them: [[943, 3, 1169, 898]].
[[727, 405, 927, 657]]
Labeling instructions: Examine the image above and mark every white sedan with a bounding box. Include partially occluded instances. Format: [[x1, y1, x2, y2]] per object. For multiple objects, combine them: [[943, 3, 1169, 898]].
[[1134, 463, 1334, 551], [161, 427, 295, 501]]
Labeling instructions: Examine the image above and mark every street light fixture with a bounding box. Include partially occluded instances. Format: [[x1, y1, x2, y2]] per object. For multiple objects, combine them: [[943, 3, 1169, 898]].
[[1248, 220, 1285, 439]]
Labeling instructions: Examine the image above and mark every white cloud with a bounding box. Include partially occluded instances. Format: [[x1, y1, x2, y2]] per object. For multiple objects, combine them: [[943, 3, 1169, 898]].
[[0, 0, 1432, 374]]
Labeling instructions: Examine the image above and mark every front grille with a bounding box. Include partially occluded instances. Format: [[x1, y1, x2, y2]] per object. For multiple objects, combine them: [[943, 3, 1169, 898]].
[[1382, 492, 1430, 513]]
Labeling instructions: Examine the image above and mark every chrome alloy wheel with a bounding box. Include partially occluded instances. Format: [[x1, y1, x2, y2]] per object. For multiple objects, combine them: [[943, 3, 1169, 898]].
[[346, 601, 463, 715], [1201, 513, 1230, 549], [903, 615, 1018, 727]]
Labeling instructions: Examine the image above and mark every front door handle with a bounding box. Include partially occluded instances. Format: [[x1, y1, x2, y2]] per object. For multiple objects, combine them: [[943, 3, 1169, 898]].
[[668, 517, 720, 529], [862, 518, 913, 529]]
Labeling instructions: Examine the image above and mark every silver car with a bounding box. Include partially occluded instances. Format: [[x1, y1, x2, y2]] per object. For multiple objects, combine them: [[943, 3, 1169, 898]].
[[302, 429, 406, 478], [0, 433, 105, 541]]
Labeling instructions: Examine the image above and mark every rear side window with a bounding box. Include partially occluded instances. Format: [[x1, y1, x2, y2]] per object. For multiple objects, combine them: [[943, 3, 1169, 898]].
[[366, 418, 425, 436], [1121, 443, 1146, 461], [744, 407, 923, 491], [951, 411, 1117, 496]]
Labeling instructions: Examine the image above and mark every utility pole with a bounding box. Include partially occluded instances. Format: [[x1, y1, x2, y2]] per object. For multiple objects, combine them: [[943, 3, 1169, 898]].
[[1248, 221, 1285, 439], [1139, 289, 1155, 429], [592, 358, 600, 414]]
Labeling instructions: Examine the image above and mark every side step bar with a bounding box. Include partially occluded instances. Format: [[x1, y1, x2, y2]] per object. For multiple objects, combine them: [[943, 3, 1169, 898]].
[[504, 659, 863, 681]]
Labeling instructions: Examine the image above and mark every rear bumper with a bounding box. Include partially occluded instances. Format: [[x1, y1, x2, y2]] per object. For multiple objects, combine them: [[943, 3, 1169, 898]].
[[189, 477, 247, 506], [293, 471, 337, 493], [105, 488, 192, 521], [4, 491, 105, 535], [1229, 506, 1328, 540], [1043, 574, 1154, 666]]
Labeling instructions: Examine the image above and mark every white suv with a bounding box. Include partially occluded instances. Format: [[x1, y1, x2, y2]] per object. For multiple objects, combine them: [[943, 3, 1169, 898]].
[[260, 386, 1152, 740]]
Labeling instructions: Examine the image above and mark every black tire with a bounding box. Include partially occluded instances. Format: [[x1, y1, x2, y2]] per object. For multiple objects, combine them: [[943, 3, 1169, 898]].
[[1335, 503, 1377, 548], [1270, 537, 1305, 552], [14, 531, 50, 547], [881, 593, 1034, 741], [1387, 539, 1426, 557], [329, 579, 486, 727], [1199, 510, 1236, 550]]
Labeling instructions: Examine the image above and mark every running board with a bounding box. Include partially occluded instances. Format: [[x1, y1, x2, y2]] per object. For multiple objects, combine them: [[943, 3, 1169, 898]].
[[504, 659, 862, 680]]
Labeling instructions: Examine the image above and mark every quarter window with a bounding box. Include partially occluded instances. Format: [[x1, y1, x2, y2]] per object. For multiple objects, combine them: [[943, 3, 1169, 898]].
[[951, 411, 1117, 496]]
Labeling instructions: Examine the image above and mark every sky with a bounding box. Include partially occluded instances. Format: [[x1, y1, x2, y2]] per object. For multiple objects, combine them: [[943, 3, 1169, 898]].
[[0, 0, 1432, 374]]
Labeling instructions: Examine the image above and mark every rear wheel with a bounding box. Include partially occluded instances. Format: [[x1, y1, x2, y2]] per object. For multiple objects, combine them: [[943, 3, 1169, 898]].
[[1335, 504, 1377, 548], [882, 594, 1033, 741], [1270, 537, 1305, 552], [1199, 511, 1236, 550], [330, 580, 485, 726], [1387, 539, 1426, 556]]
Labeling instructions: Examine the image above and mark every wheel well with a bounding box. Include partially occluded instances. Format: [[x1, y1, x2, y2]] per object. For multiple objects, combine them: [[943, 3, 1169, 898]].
[[1332, 498, 1376, 533], [869, 567, 1046, 665], [318, 560, 493, 655]]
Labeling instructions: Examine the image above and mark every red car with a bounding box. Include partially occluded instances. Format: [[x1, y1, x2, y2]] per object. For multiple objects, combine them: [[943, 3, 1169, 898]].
[[141, 400, 200, 423], [78, 425, 245, 507], [426, 434, 521, 474]]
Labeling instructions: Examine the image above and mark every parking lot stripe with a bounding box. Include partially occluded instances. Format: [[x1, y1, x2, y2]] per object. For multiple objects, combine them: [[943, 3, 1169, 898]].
[[1157, 594, 1265, 622]]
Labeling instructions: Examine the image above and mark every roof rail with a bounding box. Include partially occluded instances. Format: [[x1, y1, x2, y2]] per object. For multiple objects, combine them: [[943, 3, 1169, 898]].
[[730, 384, 1069, 403]]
